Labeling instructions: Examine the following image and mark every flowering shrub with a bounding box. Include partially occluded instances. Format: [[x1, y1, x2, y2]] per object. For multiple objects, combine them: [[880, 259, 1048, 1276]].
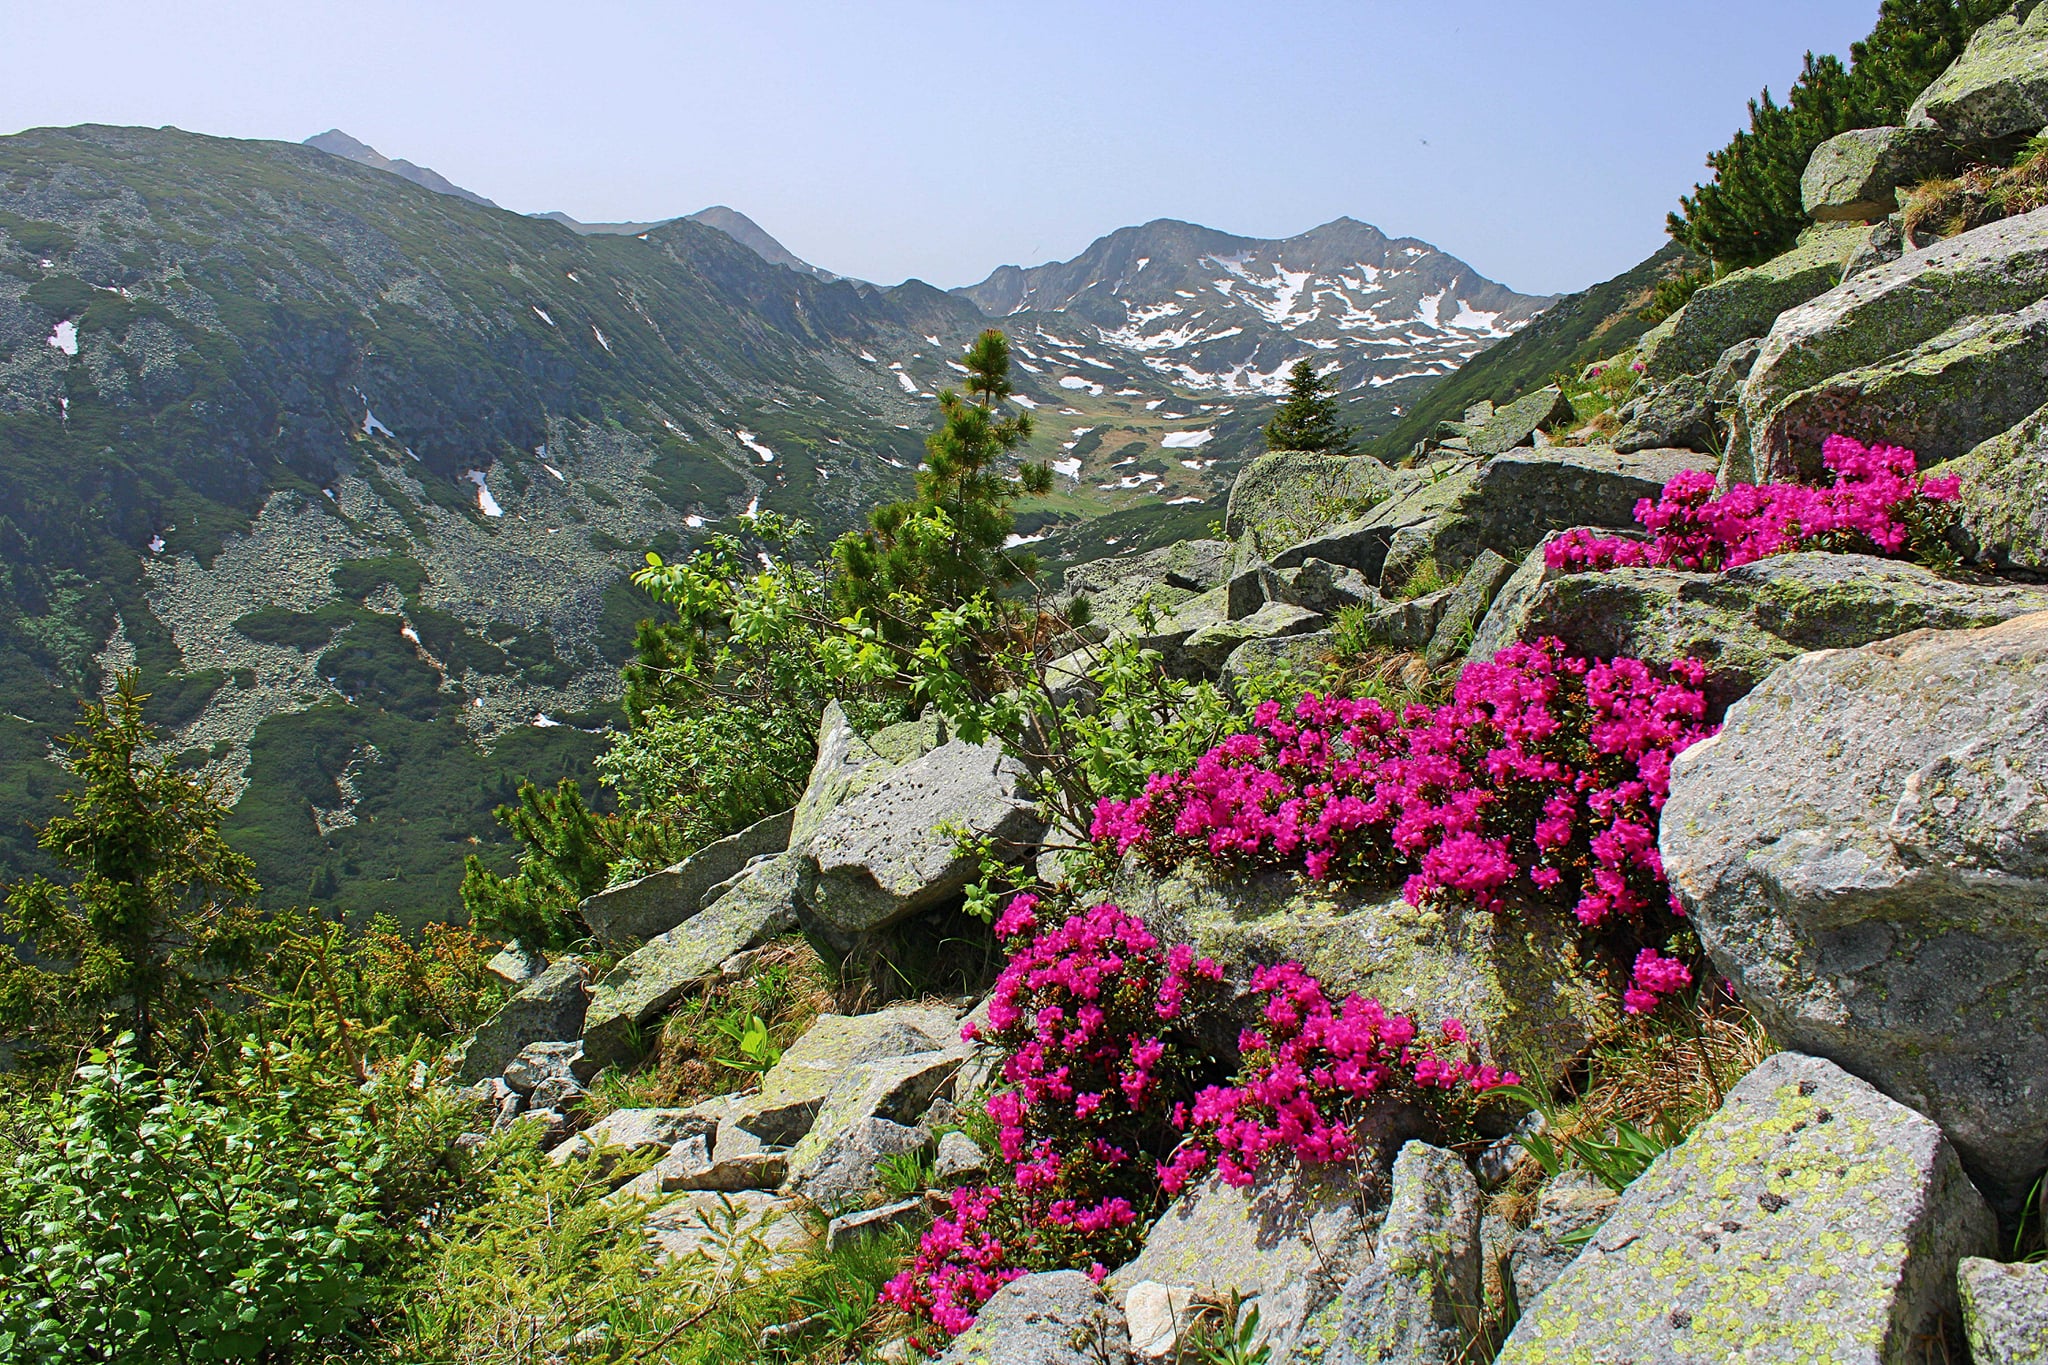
[[883, 899, 1227, 1337], [1624, 947, 1694, 1015], [1546, 435, 1959, 574], [1091, 639, 1714, 929], [1160, 965, 1516, 1192]]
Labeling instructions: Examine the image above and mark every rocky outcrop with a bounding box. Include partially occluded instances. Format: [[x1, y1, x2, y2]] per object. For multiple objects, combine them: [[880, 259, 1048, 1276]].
[[1613, 371, 1719, 454], [785, 1048, 963, 1213], [1109, 1167, 1371, 1364], [1507, 1175, 1617, 1314], [1480, 550, 2048, 707], [1959, 1258, 2048, 1364], [453, 956, 587, 1085], [790, 704, 945, 852], [1297, 1142, 1481, 1365], [1739, 207, 2048, 482], [1064, 540, 1231, 638], [804, 739, 1044, 936], [1109, 862, 1612, 1088], [578, 806, 792, 943], [1496, 1052, 1996, 1364], [1802, 126, 1962, 222], [1940, 400, 2048, 572], [1181, 601, 1325, 674], [1662, 612, 2048, 1206], [1640, 223, 1866, 381], [1463, 386, 1575, 456], [935, 1271, 1129, 1365], [1225, 451, 1397, 561], [579, 852, 804, 1069], [1907, 0, 2048, 144], [730, 1006, 958, 1146], [1423, 550, 1514, 665]]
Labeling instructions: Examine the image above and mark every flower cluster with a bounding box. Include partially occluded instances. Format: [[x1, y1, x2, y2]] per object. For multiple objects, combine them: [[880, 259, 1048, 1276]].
[[1091, 639, 1714, 929], [1161, 964, 1516, 1192], [1623, 947, 1694, 1015], [887, 899, 1226, 1337], [1546, 435, 1960, 574]]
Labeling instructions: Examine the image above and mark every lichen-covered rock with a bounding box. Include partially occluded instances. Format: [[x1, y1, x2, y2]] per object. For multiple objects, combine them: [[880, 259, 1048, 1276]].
[[731, 1007, 956, 1145], [1613, 372, 1719, 454], [1753, 296, 2048, 476], [1109, 1167, 1371, 1364], [1424, 549, 1515, 666], [1268, 460, 1479, 580], [1280, 557, 1379, 616], [1132, 585, 1228, 678], [1334, 586, 1453, 652], [1062, 540, 1229, 638], [1466, 386, 1576, 456], [1507, 1175, 1618, 1314], [1108, 862, 1612, 1085], [935, 1271, 1129, 1365], [805, 740, 1044, 935], [789, 1116, 930, 1216], [1490, 551, 2048, 709], [486, 939, 545, 984], [1300, 1141, 1481, 1364], [1225, 451, 1397, 561], [932, 1130, 989, 1186], [579, 806, 792, 943], [1908, 0, 2048, 144], [1495, 1052, 1996, 1365], [501, 1040, 590, 1095], [1938, 400, 2048, 572], [1803, 125, 1961, 222], [1181, 600, 1325, 674], [785, 1050, 963, 1212], [1843, 214, 1909, 280], [1738, 207, 2048, 482], [790, 703, 945, 851], [579, 852, 804, 1069], [1641, 223, 1867, 381], [1221, 630, 1338, 702], [1959, 1257, 2048, 1364], [1662, 612, 2048, 1206], [548, 1106, 715, 1167], [454, 956, 587, 1084]]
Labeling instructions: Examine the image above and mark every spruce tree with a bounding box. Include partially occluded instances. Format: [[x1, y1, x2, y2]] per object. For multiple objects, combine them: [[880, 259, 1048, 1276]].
[[0, 674, 266, 1067], [1263, 358, 1357, 454]]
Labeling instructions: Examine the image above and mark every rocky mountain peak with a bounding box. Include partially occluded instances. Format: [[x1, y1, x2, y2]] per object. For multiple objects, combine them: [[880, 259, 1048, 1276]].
[[303, 128, 498, 209]]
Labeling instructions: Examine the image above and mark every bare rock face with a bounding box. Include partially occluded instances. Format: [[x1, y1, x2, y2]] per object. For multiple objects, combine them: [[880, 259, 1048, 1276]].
[[1496, 1053, 1996, 1365], [1662, 612, 2048, 1206]]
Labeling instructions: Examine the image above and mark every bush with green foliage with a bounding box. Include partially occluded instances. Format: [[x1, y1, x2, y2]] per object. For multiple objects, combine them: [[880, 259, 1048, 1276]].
[[1262, 358, 1357, 454], [0, 674, 267, 1070], [1669, 0, 2006, 267]]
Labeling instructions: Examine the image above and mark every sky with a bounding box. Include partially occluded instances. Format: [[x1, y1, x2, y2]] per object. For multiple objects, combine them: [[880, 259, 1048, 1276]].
[[0, 1, 1885, 297]]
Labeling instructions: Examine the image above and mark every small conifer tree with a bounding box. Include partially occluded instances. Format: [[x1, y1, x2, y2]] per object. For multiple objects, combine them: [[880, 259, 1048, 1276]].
[[0, 673, 266, 1067], [1263, 358, 1357, 454]]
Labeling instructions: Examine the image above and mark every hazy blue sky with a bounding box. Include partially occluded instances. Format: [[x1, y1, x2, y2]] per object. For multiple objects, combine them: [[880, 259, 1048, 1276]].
[[1, 1, 1884, 295]]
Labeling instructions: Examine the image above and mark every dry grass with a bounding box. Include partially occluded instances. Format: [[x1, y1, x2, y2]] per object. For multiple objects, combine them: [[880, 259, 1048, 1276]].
[[1902, 139, 2048, 242]]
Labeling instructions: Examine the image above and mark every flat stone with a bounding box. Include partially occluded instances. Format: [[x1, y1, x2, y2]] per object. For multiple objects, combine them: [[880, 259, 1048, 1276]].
[[1181, 600, 1325, 675], [486, 939, 545, 984], [789, 1116, 929, 1216], [578, 806, 793, 944], [784, 1050, 964, 1210], [1220, 630, 1337, 703], [454, 956, 587, 1085], [1109, 1167, 1372, 1363], [790, 703, 943, 852], [1466, 386, 1575, 456], [934, 1271, 1130, 1365], [1279, 557, 1380, 615], [1495, 1053, 1997, 1365], [1663, 612, 2048, 1206], [805, 739, 1044, 936], [1613, 373, 1719, 455], [732, 1008, 952, 1145], [547, 1106, 714, 1166], [1908, 1, 2048, 143], [1959, 1257, 2048, 1364], [644, 1189, 816, 1274], [932, 1130, 990, 1186], [1126, 1281, 1201, 1360], [501, 1040, 587, 1095], [824, 1196, 926, 1252], [1803, 125, 1962, 222]]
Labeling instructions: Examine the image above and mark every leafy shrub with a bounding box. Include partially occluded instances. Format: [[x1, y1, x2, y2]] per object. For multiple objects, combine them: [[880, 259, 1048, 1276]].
[[1092, 642, 1713, 929], [1545, 434, 1959, 574], [0, 1039, 395, 1364]]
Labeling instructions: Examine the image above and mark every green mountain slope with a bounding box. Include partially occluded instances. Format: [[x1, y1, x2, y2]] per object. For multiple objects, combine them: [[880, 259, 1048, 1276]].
[[1370, 241, 1703, 458], [0, 124, 994, 923]]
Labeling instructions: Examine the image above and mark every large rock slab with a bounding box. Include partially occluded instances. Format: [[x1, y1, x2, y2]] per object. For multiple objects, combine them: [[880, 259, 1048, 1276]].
[[579, 852, 804, 1069], [453, 956, 587, 1085], [1908, 0, 2048, 143], [1109, 862, 1612, 1089], [1297, 1141, 1482, 1364], [1220, 630, 1337, 702], [1062, 540, 1229, 638], [1181, 600, 1325, 675], [1496, 1052, 1997, 1365], [578, 806, 792, 944], [1753, 296, 2048, 475], [730, 1006, 956, 1145], [1939, 400, 2048, 572], [790, 703, 944, 851], [1803, 125, 1962, 222], [1109, 1167, 1371, 1363], [1641, 223, 1867, 381], [1959, 1257, 2048, 1364], [785, 1050, 963, 1212], [805, 739, 1044, 936], [1738, 207, 2048, 482], [1488, 550, 2048, 708], [1662, 612, 2048, 1205], [1267, 461, 1479, 581], [935, 1271, 1130, 1365], [1424, 549, 1515, 665], [1225, 451, 1398, 561], [1466, 386, 1576, 456], [1613, 372, 1719, 454]]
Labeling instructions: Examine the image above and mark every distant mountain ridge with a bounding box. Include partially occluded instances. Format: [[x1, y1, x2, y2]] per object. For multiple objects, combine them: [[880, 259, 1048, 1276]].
[[955, 216, 1553, 396], [304, 129, 499, 210]]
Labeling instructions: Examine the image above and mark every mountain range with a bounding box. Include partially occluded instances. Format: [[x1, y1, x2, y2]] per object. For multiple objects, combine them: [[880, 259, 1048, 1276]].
[[0, 122, 1559, 925]]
